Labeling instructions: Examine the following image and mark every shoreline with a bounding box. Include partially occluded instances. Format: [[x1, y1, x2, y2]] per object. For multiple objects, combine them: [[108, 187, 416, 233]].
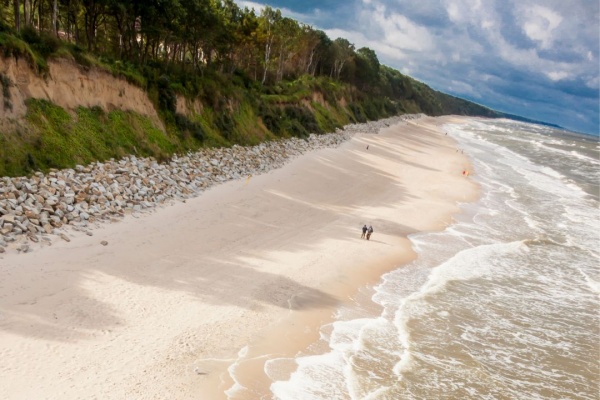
[[194, 116, 480, 398], [0, 115, 478, 399]]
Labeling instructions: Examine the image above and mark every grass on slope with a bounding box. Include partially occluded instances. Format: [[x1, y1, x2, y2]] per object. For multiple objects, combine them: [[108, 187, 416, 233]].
[[0, 99, 179, 176]]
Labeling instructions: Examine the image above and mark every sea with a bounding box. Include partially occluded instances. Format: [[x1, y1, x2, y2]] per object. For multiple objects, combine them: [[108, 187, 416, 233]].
[[266, 118, 600, 399]]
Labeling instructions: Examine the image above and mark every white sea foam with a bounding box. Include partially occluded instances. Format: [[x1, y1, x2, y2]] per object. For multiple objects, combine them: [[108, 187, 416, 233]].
[[536, 140, 600, 163], [270, 351, 347, 400], [579, 269, 600, 296], [540, 165, 564, 179], [391, 297, 415, 379], [422, 241, 521, 294], [270, 119, 599, 399], [224, 346, 250, 399]]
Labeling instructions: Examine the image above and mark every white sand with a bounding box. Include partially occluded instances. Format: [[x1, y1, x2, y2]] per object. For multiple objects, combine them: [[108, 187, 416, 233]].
[[0, 116, 477, 399]]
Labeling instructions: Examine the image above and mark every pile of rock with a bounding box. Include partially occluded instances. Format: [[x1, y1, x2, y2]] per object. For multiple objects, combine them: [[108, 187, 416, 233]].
[[0, 114, 421, 254]]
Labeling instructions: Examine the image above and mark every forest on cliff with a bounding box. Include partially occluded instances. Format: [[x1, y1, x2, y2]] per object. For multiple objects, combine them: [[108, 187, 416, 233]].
[[0, 0, 502, 176]]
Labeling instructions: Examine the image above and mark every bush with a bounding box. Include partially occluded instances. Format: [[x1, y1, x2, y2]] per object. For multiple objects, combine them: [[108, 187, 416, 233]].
[[68, 44, 96, 68], [362, 99, 380, 121], [157, 75, 176, 114], [286, 119, 308, 138], [284, 105, 321, 134], [0, 19, 12, 33], [383, 98, 398, 115], [20, 26, 61, 58], [349, 103, 367, 123], [1, 73, 12, 111], [174, 113, 204, 141], [216, 113, 235, 140], [0, 32, 45, 72], [259, 104, 284, 135]]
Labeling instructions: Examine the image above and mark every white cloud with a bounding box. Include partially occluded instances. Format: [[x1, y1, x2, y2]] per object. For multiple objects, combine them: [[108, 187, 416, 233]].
[[546, 71, 570, 81], [445, 2, 460, 22], [324, 28, 409, 61], [518, 4, 563, 50], [481, 18, 495, 30], [375, 9, 436, 52], [351, 1, 457, 65], [424, 1, 589, 85], [494, 36, 574, 80], [325, 1, 442, 64], [443, 0, 485, 25], [324, 28, 365, 46], [236, 1, 265, 12], [586, 76, 599, 89], [236, 1, 319, 26], [447, 79, 479, 97]]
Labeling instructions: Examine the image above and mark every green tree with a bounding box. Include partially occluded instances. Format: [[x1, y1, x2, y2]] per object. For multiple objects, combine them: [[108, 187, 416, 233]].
[[353, 47, 380, 90], [257, 6, 281, 85], [273, 17, 300, 82], [330, 37, 354, 80]]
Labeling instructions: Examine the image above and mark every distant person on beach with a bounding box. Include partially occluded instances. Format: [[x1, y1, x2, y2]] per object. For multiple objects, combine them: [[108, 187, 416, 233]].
[[361, 224, 368, 239], [366, 225, 374, 240]]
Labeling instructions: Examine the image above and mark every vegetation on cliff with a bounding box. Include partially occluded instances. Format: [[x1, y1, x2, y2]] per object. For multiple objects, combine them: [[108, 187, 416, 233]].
[[0, 1, 501, 177]]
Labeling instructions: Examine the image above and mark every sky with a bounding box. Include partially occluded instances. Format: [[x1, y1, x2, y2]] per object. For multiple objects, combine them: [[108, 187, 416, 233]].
[[235, 0, 599, 135]]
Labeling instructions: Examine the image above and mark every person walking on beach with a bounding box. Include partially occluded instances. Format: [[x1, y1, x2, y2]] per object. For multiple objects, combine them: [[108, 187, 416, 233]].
[[361, 224, 368, 239], [366, 225, 374, 240]]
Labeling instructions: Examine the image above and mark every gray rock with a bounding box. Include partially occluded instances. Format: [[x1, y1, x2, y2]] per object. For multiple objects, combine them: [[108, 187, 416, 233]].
[[0, 114, 422, 253]]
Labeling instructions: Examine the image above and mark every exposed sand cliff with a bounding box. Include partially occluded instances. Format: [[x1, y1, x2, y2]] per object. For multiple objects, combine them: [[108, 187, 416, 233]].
[[0, 56, 163, 130]]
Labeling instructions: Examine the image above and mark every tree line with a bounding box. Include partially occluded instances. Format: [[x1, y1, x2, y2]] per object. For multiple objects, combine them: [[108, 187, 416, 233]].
[[0, 0, 388, 90]]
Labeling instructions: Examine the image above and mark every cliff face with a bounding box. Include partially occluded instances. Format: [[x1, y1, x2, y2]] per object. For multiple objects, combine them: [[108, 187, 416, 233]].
[[0, 57, 162, 130]]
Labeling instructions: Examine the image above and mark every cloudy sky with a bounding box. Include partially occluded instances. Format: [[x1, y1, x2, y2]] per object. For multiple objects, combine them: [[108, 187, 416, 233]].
[[236, 0, 599, 135]]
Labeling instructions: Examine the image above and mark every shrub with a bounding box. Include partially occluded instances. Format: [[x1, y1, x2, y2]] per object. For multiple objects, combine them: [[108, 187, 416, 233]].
[[1, 73, 12, 111], [362, 99, 380, 121], [157, 75, 176, 114], [0, 19, 11, 33], [284, 105, 321, 134], [68, 44, 96, 68], [349, 103, 367, 123], [20, 26, 60, 58], [216, 112, 235, 141], [0, 32, 45, 72], [174, 113, 204, 141], [258, 104, 284, 135]]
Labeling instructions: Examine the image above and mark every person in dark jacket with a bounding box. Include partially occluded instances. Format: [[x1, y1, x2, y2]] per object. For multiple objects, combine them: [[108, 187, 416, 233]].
[[366, 225, 374, 240], [361, 224, 368, 239]]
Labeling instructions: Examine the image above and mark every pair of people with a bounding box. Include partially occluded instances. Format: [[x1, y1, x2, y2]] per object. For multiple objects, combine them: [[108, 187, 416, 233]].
[[361, 224, 374, 240]]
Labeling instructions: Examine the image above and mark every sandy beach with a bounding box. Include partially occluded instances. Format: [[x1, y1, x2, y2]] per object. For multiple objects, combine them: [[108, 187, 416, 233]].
[[0, 116, 478, 399]]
